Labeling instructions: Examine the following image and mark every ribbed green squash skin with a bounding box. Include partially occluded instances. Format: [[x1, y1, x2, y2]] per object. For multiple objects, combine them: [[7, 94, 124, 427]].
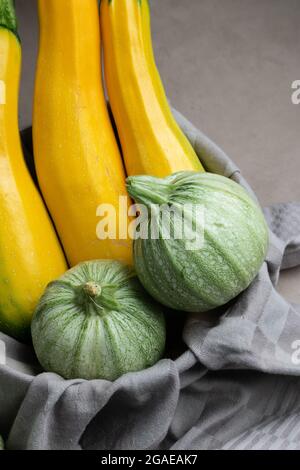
[[127, 172, 269, 313], [31, 261, 166, 381]]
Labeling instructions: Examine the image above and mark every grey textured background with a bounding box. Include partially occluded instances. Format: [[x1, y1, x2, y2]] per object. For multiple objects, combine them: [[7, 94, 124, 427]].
[[15, 0, 300, 302]]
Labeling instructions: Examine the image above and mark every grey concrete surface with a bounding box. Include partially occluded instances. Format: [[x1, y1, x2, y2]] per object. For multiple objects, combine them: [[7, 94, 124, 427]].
[[15, 0, 300, 302]]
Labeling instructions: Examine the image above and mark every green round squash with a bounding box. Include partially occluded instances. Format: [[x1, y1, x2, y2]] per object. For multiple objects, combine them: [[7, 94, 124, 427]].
[[31, 261, 166, 381], [127, 171, 269, 313]]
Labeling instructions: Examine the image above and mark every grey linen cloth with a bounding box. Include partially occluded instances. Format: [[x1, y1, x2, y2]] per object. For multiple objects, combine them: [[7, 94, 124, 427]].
[[1, 111, 300, 450]]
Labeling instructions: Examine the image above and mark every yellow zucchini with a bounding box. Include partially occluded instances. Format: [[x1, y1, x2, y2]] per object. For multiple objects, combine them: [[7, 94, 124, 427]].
[[101, 0, 205, 178], [33, 0, 132, 267], [0, 0, 67, 342]]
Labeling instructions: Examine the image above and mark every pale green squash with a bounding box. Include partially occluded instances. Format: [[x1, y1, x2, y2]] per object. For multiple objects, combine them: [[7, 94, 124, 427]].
[[127, 171, 269, 313], [31, 261, 166, 381], [0, 435, 4, 450]]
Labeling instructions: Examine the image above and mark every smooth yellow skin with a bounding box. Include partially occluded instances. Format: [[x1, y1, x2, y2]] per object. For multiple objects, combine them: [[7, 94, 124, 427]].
[[34, 0, 132, 267], [0, 29, 67, 341], [101, 0, 205, 178]]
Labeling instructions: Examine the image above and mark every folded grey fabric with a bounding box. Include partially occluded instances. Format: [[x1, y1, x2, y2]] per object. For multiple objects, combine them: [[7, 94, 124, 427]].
[[1, 112, 300, 450]]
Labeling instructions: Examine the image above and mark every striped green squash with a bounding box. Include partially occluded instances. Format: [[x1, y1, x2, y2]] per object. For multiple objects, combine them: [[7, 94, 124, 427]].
[[31, 261, 166, 381], [127, 172, 269, 313]]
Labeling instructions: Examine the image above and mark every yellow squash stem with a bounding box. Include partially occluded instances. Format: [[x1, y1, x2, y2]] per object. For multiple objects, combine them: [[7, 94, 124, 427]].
[[0, 0, 67, 342], [101, 0, 205, 178], [33, 0, 132, 267]]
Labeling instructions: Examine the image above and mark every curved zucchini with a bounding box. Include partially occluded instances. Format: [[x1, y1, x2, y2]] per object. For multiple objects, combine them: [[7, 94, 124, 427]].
[[0, 0, 67, 342], [101, 0, 205, 177], [33, 0, 132, 267]]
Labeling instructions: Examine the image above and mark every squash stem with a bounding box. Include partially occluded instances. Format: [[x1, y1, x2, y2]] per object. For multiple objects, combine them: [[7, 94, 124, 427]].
[[81, 282, 120, 312], [127, 176, 171, 207], [83, 282, 102, 299], [0, 0, 19, 40]]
